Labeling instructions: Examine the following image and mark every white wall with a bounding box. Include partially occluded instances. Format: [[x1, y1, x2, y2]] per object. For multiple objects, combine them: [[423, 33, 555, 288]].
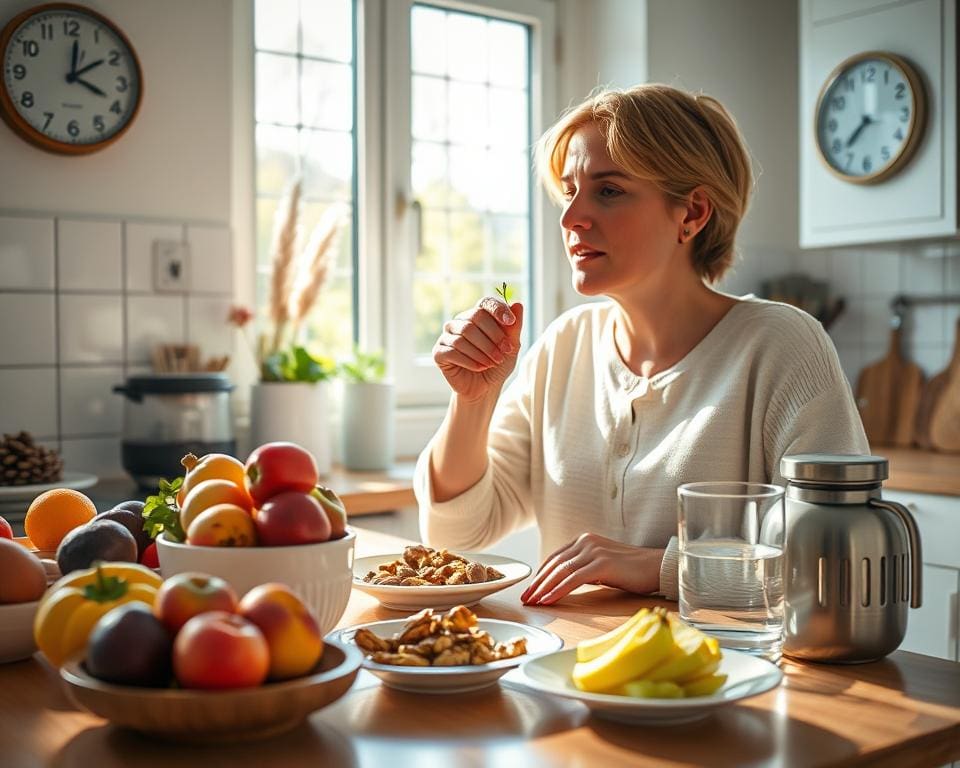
[[0, 0, 233, 223]]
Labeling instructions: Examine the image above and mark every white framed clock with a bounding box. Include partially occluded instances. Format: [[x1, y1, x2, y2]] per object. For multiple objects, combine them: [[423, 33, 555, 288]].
[[0, 3, 142, 155], [814, 51, 927, 184]]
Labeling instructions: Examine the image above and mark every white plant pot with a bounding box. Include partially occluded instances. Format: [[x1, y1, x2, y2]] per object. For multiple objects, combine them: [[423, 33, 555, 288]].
[[342, 381, 394, 471], [250, 381, 332, 475]]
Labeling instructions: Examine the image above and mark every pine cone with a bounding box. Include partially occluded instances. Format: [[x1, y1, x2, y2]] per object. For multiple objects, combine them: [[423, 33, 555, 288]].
[[0, 431, 63, 486]]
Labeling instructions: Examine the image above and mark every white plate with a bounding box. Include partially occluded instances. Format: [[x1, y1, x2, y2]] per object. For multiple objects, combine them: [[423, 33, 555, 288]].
[[329, 617, 563, 694], [514, 648, 783, 725], [0, 472, 98, 502], [352, 552, 532, 610]]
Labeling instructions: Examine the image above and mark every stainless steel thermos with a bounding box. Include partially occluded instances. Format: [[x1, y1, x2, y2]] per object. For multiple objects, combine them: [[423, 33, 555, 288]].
[[780, 454, 922, 663]]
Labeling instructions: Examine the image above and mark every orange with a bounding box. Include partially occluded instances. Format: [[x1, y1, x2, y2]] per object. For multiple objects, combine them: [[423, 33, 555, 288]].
[[179, 478, 254, 533], [24, 489, 97, 551]]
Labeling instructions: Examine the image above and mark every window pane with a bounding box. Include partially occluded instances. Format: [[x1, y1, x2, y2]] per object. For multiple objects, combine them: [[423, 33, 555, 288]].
[[256, 52, 298, 125], [449, 211, 484, 273], [255, 0, 298, 52], [412, 141, 448, 208], [301, 129, 353, 200], [412, 75, 447, 142], [256, 124, 298, 196], [488, 20, 527, 88], [448, 280, 485, 317], [448, 81, 488, 148], [488, 149, 528, 214], [417, 209, 446, 273], [489, 87, 527, 148], [301, 60, 353, 130], [490, 215, 527, 273], [301, 274, 352, 359], [448, 146, 488, 211], [412, 279, 445, 356], [446, 13, 486, 83], [301, 0, 352, 62], [411, 6, 446, 76]]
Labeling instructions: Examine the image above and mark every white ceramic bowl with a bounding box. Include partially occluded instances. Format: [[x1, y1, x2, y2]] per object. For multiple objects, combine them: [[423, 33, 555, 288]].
[[157, 529, 356, 636], [0, 599, 41, 663]]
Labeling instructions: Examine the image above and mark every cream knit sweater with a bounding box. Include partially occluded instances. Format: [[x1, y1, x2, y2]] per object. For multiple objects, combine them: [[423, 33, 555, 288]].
[[414, 296, 870, 600]]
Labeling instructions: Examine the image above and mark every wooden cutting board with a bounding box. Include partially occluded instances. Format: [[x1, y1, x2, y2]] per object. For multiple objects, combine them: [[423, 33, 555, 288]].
[[855, 327, 925, 447], [929, 318, 960, 452], [916, 317, 960, 449]]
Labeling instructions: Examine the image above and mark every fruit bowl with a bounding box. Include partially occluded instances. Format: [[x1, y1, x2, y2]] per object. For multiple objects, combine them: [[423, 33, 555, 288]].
[[156, 529, 356, 635], [60, 639, 362, 743], [0, 599, 41, 663]]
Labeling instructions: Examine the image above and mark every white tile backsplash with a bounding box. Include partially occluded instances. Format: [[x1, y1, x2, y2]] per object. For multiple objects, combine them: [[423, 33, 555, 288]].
[[906, 305, 945, 348], [0, 293, 56, 364], [829, 249, 863, 298], [0, 217, 54, 290], [902, 250, 947, 295], [58, 220, 123, 291], [60, 366, 124, 436], [126, 294, 185, 364], [861, 249, 901, 297], [187, 225, 232, 294], [60, 436, 124, 480], [59, 294, 124, 364], [187, 296, 234, 360], [125, 222, 184, 292], [0, 368, 58, 437]]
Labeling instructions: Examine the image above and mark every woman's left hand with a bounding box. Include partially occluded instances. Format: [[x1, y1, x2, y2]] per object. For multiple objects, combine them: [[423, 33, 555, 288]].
[[520, 533, 665, 606]]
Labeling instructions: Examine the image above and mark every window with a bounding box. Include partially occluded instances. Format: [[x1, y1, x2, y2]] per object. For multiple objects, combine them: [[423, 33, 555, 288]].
[[251, 0, 555, 405]]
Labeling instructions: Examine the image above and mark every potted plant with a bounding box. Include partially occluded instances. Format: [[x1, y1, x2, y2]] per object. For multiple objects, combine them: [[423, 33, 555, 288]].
[[231, 180, 342, 475], [339, 347, 394, 471]]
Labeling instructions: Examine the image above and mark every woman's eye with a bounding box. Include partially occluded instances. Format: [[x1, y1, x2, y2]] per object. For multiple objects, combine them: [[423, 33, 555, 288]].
[[599, 185, 623, 198], [561, 187, 576, 200]]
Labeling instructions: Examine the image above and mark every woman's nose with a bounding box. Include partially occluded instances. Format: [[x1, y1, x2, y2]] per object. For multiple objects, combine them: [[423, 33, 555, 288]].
[[560, 195, 591, 231]]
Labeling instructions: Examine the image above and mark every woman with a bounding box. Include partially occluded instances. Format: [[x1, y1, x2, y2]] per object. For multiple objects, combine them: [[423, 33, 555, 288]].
[[412, 84, 868, 606]]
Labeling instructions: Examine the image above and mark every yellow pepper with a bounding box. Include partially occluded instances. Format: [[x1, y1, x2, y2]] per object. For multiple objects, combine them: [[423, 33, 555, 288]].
[[34, 564, 159, 666]]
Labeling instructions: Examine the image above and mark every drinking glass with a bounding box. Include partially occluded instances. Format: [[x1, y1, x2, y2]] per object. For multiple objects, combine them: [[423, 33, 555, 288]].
[[677, 482, 786, 663]]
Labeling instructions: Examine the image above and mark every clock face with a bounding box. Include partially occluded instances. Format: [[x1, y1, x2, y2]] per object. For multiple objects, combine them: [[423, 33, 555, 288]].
[[0, 4, 141, 153], [815, 53, 925, 184]]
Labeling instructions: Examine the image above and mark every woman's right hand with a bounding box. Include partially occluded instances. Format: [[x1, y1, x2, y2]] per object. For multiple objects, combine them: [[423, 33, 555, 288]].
[[432, 297, 524, 402]]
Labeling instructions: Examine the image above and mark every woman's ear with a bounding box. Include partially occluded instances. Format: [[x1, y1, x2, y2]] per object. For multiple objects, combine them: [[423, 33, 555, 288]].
[[678, 187, 713, 244]]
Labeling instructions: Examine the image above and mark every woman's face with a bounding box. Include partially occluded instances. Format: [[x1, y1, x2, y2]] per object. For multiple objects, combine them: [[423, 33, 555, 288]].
[[559, 122, 686, 299]]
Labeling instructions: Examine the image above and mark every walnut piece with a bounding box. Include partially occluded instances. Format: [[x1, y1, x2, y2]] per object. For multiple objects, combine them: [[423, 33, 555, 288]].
[[360, 545, 508, 587]]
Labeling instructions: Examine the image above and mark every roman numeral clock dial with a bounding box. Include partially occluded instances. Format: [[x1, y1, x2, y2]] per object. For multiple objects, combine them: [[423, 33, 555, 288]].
[[815, 51, 926, 184], [0, 3, 142, 155]]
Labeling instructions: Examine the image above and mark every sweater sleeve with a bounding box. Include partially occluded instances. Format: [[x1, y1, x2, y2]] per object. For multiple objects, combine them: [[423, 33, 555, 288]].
[[414, 346, 539, 552]]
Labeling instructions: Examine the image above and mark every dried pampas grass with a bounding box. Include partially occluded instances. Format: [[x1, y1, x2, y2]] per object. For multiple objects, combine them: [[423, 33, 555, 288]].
[[266, 178, 302, 354], [288, 204, 344, 334]]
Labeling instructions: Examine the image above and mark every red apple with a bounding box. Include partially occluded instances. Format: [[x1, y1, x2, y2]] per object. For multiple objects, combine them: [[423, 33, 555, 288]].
[[244, 442, 318, 507], [139, 541, 159, 568], [154, 572, 239, 633], [239, 583, 323, 680], [0, 516, 12, 540], [310, 485, 347, 539], [173, 611, 269, 689], [253, 491, 331, 546]]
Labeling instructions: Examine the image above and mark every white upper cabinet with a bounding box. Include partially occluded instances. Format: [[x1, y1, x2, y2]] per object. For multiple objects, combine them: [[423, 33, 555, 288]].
[[800, 0, 957, 247]]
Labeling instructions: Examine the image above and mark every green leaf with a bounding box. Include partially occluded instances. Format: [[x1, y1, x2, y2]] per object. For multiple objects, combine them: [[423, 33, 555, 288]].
[[261, 346, 334, 383], [495, 282, 513, 303], [82, 564, 129, 602], [339, 345, 386, 383], [143, 476, 185, 542]]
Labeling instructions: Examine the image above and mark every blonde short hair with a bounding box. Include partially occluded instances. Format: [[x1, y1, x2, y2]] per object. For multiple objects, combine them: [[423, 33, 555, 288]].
[[535, 84, 754, 283]]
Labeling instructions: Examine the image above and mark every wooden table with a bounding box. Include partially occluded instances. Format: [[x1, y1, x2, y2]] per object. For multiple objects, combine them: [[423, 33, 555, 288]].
[[2, 528, 959, 768]]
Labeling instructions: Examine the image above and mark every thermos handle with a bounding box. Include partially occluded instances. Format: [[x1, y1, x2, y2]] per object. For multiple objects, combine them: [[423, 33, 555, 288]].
[[868, 498, 923, 609]]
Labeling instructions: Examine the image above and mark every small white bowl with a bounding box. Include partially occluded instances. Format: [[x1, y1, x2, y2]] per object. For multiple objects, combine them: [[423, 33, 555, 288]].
[[0, 599, 41, 663], [157, 529, 356, 636]]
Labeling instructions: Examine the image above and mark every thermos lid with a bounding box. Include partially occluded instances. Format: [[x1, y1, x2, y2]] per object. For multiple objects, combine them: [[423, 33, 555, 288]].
[[780, 453, 889, 484]]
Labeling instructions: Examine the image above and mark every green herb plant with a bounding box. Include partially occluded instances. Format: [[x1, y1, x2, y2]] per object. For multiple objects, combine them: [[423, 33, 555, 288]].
[[142, 476, 185, 543], [495, 282, 513, 303], [261, 345, 336, 383], [339, 345, 386, 383]]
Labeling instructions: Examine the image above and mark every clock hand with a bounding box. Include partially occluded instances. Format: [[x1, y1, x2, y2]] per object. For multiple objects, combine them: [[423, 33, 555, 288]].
[[74, 77, 107, 97], [73, 58, 105, 77], [66, 39, 79, 82], [845, 115, 873, 148]]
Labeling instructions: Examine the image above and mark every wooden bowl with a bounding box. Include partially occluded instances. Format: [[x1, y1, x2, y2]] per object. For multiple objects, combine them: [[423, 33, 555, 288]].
[[59, 639, 362, 743]]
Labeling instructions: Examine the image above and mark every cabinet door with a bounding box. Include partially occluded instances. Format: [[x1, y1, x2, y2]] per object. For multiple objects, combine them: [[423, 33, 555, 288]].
[[899, 564, 959, 661]]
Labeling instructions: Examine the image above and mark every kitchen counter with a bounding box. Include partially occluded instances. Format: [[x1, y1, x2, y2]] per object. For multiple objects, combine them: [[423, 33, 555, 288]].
[[2, 527, 958, 767], [883, 447, 960, 496]]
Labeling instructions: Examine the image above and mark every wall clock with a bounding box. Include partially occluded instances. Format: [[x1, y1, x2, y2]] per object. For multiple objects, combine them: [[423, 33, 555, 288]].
[[814, 51, 926, 184], [0, 3, 142, 155]]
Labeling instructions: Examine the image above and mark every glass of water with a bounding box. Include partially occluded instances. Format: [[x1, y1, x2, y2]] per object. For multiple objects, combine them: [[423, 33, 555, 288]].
[[677, 482, 785, 663]]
